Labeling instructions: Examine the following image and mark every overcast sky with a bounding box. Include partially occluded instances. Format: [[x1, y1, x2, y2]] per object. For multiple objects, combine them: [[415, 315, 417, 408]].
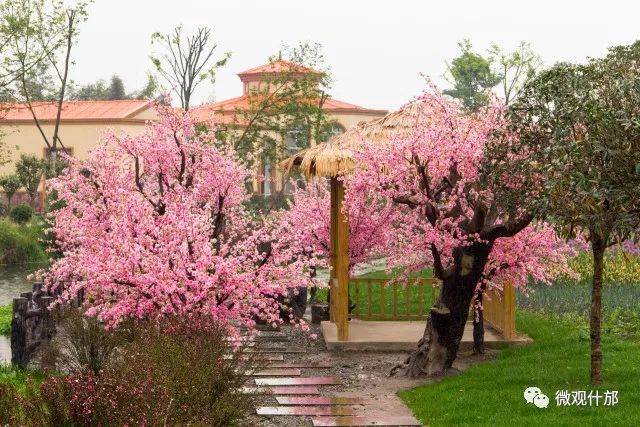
[[73, 0, 639, 111]]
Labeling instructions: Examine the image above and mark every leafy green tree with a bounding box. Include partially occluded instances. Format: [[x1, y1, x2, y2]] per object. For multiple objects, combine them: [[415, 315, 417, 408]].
[[490, 41, 640, 385], [150, 26, 230, 110], [0, 174, 21, 210], [15, 154, 45, 206], [70, 79, 109, 100], [443, 40, 500, 111], [135, 73, 158, 100], [108, 75, 126, 100], [219, 42, 332, 190], [0, 0, 90, 154], [488, 41, 541, 104]]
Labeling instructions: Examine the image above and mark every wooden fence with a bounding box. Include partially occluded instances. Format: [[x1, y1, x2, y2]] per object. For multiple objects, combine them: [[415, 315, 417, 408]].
[[348, 277, 438, 321], [344, 277, 516, 339]]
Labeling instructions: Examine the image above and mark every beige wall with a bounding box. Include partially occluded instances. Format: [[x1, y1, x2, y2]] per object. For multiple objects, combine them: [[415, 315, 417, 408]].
[[0, 121, 149, 176]]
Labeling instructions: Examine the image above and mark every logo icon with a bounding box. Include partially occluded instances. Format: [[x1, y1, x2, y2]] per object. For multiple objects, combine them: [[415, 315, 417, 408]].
[[524, 386, 549, 408]]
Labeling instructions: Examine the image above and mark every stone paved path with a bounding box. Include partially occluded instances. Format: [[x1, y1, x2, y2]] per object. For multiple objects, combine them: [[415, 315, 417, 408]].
[[244, 326, 423, 427]]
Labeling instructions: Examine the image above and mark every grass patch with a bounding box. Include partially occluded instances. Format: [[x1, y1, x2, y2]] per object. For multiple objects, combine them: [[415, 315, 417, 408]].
[[0, 304, 10, 336], [0, 365, 45, 394], [0, 217, 47, 264], [399, 311, 640, 426]]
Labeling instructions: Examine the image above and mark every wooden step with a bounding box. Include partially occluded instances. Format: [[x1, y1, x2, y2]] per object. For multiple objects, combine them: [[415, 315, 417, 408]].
[[248, 368, 301, 376], [312, 416, 423, 426], [267, 362, 332, 369], [256, 406, 359, 416], [255, 377, 341, 386], [276, 396, 374, 405], [242, 386, 321, 395]]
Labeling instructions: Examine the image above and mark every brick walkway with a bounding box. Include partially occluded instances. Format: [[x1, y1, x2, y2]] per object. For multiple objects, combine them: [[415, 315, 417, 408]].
[[243, 328, 423, 427]]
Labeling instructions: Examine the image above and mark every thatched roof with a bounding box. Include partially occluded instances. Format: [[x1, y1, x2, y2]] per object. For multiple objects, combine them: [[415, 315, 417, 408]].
[[280, 101, 426, 177]]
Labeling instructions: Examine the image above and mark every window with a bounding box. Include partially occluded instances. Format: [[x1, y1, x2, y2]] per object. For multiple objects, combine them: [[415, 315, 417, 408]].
[[323, 122, 345, 142], [262, 162, 272, 195], [285, 124, 307, 154]]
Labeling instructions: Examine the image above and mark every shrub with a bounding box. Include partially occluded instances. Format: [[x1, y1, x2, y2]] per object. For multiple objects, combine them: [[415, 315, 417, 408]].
[[0, 218, 46, 264], [10, 204, 33, 225], [39, 307, 132, 374], [128, 315, 255, 425], [0, 315, 254, 426]]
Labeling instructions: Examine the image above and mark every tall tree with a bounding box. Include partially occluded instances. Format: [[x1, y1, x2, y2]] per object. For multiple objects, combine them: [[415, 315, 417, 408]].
[[492, 42, 640, 385], [0, 0, 90, 153], [349, 87, 572, 376], [135, 73, 158, 100], [217, 42, 333, 199], [46, 104, 312, 330], [107, 75, 126, 100], [443, 40, 500, 111], [150, 26, 230, 110], [488, 41, 541, 105]]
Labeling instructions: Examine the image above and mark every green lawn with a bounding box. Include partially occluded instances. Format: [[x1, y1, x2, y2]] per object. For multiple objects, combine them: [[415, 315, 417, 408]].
[[399, 311, 640, 426]]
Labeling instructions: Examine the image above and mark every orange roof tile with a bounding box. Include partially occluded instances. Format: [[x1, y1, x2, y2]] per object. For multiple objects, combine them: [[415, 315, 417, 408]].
[[238, 60, 313, 77], [191, 95, 386, 125], [0, 100, 152, 122]]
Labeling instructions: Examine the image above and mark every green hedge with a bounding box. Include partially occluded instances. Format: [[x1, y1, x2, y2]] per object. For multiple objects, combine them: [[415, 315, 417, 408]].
[[0, 305, 10, 336]]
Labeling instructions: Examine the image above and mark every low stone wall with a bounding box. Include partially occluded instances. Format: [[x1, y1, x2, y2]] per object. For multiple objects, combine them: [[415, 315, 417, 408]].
[[11, 282, 56, 368]]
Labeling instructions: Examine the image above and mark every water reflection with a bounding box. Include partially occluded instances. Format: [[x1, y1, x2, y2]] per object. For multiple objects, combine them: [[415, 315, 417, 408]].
[[0, 263, 48, 305]]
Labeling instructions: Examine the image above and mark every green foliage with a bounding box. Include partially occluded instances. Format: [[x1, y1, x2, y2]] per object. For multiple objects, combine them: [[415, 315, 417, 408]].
[[0, 304, 11, 335], [488, 41, 541, 104], [0, 315, 254, 426], [0, 174, 22, 210], [400, 311, 640, 426], [568, 251, 640, 285], [443, 40, 500, 111], [0, 217, 46, 264], [15, 154, 45, 204], [220, 42, 333, 170], [10, 204, 33, 224]]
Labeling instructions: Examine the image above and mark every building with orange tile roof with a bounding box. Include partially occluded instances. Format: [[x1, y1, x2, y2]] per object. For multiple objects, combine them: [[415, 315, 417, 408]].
[[0, 99, 156, 209], [192, 60, 387, 195]]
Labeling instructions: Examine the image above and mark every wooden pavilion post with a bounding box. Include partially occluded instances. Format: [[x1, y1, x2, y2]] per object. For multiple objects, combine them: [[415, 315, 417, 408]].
[[330, 176, 349, 341]]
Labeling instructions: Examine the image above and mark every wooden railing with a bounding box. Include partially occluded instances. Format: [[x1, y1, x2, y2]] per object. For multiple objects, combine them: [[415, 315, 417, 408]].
[[348, 277, 439, 321], [345, 277, 516, 339], [481, 282, 516, 340]]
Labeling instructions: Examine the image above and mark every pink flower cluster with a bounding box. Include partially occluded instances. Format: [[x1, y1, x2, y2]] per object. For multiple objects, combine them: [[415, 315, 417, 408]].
[[45, 104, 310, 329]]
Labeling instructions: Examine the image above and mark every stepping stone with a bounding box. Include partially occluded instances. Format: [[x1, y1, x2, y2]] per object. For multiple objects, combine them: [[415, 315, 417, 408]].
[[242, 386, 321, 395], [311, 416, 422, 426], [225, 354, 284, 361], [255, 377, 341, 386], [268, 362, 332, 369], [256, 406, 359, 416], [276, 396, 374, 405], [255, 335, 290, 342], [248, 368, 301, 376], [247, 348, 306, 353]]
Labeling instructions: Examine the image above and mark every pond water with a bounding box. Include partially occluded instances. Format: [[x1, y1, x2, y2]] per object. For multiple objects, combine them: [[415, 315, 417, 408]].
[[0, 263, 47, 364]]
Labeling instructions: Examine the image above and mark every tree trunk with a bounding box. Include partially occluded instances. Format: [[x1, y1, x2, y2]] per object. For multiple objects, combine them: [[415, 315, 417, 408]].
[[392, 243, 492, 377], [472, 291, 485, 354], [590, 233, 605, 385]]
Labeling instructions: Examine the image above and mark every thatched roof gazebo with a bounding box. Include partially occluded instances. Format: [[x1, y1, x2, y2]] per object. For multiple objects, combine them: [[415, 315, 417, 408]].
[[281, 101, 519, 347], [280, 102, 426, 342]]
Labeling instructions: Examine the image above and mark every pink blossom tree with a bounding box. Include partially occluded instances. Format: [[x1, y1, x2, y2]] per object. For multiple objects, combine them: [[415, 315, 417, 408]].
[[348, 87, 572, 376], [270, 179, 399, 314], [45, 104, 310, 331]]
